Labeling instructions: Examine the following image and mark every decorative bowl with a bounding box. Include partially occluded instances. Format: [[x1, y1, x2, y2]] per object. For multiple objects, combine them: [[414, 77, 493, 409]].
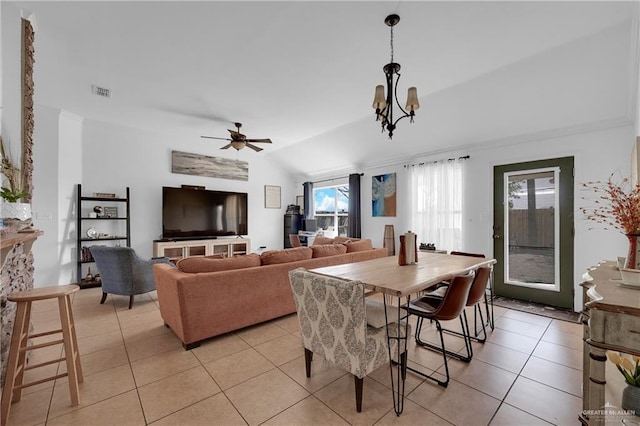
[[620, 268, 640, 285]]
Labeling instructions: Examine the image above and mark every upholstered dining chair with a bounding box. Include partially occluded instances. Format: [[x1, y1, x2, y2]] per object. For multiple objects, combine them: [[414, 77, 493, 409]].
[[289, 234, 302, 247], [288, 268, 410, 412], [90, 246, 172, 309], [402, 273, 474, 387]]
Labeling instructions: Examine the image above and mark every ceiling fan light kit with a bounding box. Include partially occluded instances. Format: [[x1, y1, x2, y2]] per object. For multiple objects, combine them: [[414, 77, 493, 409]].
[[372, 14, 420, 139], [201, 122, 272, 152]]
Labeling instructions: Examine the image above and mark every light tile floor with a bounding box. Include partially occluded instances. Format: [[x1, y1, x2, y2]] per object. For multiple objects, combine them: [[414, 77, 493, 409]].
[[5, 287, 590, 425]]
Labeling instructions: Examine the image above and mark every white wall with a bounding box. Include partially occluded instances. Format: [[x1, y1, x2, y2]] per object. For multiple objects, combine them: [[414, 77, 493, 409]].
[[316, 124, 633, 311], [30, 106, 83, 287], [31, 104, 60, 285], [470, 125, 635, 310], [79, 120, 295, 262]]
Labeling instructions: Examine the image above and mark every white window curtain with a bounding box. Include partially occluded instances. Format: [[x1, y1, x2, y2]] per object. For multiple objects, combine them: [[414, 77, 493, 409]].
[[408, 159, 465, 252]]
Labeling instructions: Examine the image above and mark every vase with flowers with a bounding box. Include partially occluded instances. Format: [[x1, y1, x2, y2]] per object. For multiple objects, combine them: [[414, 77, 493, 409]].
[[581, 173, 640, 269], [607, 351, 640, 415]]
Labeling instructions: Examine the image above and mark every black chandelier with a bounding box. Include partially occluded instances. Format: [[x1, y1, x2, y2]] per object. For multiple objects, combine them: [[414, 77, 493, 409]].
[[372, 14, 419, 139]]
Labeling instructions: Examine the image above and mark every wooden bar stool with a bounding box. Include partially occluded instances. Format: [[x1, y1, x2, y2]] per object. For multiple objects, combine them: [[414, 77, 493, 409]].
[[1, 284, 83, 425]]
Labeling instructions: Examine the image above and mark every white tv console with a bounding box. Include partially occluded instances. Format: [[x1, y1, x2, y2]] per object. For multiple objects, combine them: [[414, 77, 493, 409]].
[[153, 238, 250, 262]]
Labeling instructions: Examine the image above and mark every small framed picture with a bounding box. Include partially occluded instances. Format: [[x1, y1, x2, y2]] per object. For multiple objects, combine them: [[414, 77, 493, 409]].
[[296, 195, 304, 214], [103, 206, 118, 218], [264, 185, 281, 209]]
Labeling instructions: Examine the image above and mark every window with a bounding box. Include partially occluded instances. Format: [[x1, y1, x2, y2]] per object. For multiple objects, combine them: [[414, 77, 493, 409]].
[[409, 160, 464, 252], [313, 185, 349, 237]]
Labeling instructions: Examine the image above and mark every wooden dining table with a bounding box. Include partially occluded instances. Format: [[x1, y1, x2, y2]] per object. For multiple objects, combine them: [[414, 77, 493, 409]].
[[310, 251, 497, 415]]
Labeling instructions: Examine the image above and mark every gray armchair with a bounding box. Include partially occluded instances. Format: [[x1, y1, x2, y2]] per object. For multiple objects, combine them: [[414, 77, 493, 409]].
[[89, 246, 173, 309]]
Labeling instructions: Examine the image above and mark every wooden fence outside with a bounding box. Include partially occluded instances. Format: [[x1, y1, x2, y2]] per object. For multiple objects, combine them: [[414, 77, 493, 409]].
[[508, 209, 555, 248]]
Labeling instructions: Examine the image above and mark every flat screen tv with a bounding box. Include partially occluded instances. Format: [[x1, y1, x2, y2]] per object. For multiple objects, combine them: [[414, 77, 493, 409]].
[[162, 186, 248, 240]]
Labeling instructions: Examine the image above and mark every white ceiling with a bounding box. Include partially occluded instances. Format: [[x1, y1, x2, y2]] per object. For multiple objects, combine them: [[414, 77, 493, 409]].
[[8, 1, 637, 178]]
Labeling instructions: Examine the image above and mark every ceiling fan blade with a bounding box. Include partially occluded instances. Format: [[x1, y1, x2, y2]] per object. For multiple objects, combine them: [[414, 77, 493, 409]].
[[201, 136, 232, 141], [220, 143, 233, 150], [245, 138, 272, 144], [245, 143, 263, 152]]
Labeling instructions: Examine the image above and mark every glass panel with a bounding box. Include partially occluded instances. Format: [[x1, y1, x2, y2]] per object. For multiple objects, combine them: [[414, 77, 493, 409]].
[[505, 168, 559, 289], [213, 245, 228, 256], [187, 245, 206, 256], [232, 243, 247, 255], [164, 247, 184, 259], [313, 185, 349, 237], [315, 188, 336, 213], [336, 186, 349, 213]]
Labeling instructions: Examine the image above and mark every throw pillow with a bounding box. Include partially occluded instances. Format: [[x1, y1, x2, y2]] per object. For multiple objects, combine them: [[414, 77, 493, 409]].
[[311, 236, 334, 245], [310, 244, 347, 258], [176, 253, 260, 273], [261, 247, 313, 265], [344, 239, 373, 252]]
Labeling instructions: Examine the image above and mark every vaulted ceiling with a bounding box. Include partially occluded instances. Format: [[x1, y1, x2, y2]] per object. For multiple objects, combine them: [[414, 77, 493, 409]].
[[8, 1, 637, 178]]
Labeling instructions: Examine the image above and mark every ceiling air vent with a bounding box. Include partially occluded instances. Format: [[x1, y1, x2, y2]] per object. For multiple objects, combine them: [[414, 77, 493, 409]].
[[91, 85, 111, 98]]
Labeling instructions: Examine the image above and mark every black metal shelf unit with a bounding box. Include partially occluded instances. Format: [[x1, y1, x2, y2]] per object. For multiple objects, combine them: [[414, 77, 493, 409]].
[[76, 184, 131, 288]]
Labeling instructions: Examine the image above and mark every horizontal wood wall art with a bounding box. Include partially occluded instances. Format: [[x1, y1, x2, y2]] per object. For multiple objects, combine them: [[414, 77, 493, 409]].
[[171, 150, 248, 181]]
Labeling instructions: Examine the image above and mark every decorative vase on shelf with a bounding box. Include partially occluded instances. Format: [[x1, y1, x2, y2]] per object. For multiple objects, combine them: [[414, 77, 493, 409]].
[[622, 384, 640, 416], [0, 201, 32, 233], [626, 234, 640, 270]]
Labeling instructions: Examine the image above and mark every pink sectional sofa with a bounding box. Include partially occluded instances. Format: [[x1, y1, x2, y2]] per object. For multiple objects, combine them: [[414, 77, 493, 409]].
[[153, 243, 387, 349]]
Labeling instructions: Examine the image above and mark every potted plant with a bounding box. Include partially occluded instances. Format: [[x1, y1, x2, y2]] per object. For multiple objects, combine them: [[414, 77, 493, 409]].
[[607, 351, 640, 415], [581, 173, 640, 269], [1, 136, 31, 230]]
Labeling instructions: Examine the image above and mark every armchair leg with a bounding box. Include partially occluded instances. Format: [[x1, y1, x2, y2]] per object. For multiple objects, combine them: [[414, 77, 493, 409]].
[[304, 348, 313, 378], [354, 375, 363, 412], [128, 295, 134, 309], [100, 292, 107, 304]]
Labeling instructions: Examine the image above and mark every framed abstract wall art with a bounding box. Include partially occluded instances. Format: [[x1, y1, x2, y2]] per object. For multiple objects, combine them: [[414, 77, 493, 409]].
[[372, 173, 396, 217]]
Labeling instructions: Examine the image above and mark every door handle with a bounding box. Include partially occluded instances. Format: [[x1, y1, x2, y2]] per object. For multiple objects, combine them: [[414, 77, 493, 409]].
[[493, 235, 502, 239]]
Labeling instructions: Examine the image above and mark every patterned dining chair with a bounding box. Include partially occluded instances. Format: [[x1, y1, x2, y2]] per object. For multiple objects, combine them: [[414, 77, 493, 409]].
[[288, 268, 410, 412]]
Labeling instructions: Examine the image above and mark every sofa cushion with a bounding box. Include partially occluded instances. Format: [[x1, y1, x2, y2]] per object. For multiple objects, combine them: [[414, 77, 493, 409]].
[[176, 253, 260, 273], [311, 236, 334, 245], [261, 247, 313, 265], [310, 244, 347, 258], [344, 239, 373, 252]]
